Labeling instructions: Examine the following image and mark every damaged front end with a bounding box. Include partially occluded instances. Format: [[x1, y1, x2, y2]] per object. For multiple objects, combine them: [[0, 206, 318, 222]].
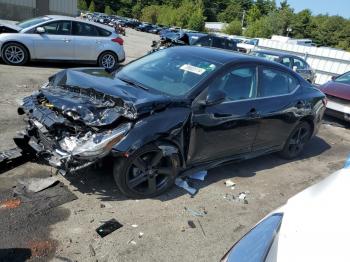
[[16, 72, 139, 174]]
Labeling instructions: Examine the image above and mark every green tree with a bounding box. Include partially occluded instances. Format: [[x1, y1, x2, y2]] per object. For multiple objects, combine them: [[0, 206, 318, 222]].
[[88, 0, 95, 12], [78, 0, 88, 10], [141, 5, 161, 24], [132, 2, 143, 19], [218, 2, 243, 23], [104, 5, 113, 15], [187, 9, 206, 31], [246, 4, 261, 24], [291, 9, 312, 38], [223, 20, 242, 35]]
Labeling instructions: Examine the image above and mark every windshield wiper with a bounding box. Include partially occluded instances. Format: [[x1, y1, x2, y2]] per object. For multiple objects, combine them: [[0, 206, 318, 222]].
[[118, 77, 149, 91]]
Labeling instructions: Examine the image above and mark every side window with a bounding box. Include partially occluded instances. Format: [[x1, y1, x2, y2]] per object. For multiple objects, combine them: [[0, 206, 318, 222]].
[[208, 66, 257, 102], [293, 58, 307, 70], [258, 67, 299, 97], [96, 27, 111, 36], [227, 40, 237, 50], [72, 22, 98, 36], [281, 57, 292, 68], [42, 21, 71, 35], [212, 37, 226, 49], [194, 36, 211, 47]]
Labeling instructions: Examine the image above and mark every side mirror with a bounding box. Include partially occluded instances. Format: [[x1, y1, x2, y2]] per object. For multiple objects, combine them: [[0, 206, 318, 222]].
[[292, 66, 298, 72], [200, 90, 226, 106], [331, 75, 337, 81], [36, 27, 45, 34]]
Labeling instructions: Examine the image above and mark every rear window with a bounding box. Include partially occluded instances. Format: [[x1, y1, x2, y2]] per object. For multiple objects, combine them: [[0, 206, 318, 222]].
[[72, 22, 98, 36], [97, 27, 111, 36], [251, 52, 280, 62]]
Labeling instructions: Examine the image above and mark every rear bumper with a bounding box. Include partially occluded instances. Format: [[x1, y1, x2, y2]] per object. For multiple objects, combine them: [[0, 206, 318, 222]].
[[325, 100, 350, 122], [325, 108, 350, 122]]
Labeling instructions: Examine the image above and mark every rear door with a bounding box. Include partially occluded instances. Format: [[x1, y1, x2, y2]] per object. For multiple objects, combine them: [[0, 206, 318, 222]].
[[72, 21, 102, 61], [252, 66, 303, 151], [33, 20, 74, 60], [188, 65, 260, 164]]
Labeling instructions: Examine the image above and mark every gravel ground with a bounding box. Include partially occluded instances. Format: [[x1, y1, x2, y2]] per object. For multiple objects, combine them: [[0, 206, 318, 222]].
[[0, 28, 350, 262]]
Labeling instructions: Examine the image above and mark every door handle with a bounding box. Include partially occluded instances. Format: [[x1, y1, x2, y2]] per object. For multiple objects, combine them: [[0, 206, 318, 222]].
[[96, 40, 102, 44], [62, 39, 71, 43]]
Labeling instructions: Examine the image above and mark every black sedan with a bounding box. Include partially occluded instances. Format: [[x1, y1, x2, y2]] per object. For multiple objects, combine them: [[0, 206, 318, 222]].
[[15, 47, 326, 198], [250, 50, 316, 83]]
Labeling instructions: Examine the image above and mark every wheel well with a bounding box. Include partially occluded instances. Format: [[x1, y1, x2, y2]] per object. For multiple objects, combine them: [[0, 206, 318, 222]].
[[2, 41, 31, 60], [98, 50, 119, 62], [154, 139, 185, 168], [300, 116, 315, 136]]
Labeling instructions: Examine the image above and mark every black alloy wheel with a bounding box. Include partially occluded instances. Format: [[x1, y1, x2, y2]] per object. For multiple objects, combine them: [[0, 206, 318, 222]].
[[280, 122, 312, 159], [114, 145, 179, 198]]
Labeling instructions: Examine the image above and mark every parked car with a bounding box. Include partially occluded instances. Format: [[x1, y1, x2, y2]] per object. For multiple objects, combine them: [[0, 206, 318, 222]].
[[148, 26, 163, 34], [236, 38, 259, 53], [0, 15, 125, 70], [192, 35, 238, 51], [15, 46, 326, 198], [250, 50, 316, 83], [137, 24, 155, 32], [221, 166, 350, 262], [319, 71, 350, 122]]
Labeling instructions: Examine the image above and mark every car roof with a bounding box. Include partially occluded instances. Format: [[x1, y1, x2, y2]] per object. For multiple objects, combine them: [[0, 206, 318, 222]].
[[45, 15, 114, 32], [171, 46, 285, 66]]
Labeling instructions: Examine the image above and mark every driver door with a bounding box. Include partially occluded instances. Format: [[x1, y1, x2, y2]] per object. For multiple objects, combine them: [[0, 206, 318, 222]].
[[187, 65, 260, 164], [33, 20, 74, 60]]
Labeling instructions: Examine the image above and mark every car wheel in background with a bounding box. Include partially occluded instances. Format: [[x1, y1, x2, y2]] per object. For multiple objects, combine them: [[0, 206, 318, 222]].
[[98, 51, 118, 70], [1, 42, 29, 66], [279, 121, 312, 159], [113, 144, 180, 198]]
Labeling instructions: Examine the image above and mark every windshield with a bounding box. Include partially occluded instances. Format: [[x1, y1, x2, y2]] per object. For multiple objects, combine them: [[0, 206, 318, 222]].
[[16, 16, 51, 29], [116, 49, 220, 97], [334, 72, 350, 85], [251, 52, 279, 62]]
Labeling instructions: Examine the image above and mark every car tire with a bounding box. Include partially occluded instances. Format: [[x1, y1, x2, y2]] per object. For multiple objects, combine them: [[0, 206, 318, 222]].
[[279, 121, 312, 159], [98, 51, 118, 71], [1, 42, 29, 66], [113, 144, 180, 199]]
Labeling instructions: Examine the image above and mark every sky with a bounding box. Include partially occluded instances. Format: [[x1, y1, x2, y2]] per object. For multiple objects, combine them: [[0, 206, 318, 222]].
[[276, 0, 350, 18]]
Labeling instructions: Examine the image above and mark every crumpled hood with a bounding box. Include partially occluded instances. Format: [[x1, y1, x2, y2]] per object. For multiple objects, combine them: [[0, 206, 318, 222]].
[[24, 68, 172, 127], [320, 81, 350, 100], [0, 21, 21, 33]]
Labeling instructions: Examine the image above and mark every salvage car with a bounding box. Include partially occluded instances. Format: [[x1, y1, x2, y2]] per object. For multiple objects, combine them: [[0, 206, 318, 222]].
[[319, 71, 350, 122], [0, 15, 125, 70], [14, 46, 326, 198], [250, 50, 316, 83], [221, 166, 350, 262]]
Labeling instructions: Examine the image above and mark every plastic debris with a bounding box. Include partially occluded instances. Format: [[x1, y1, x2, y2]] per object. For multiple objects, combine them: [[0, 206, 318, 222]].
[[238, 192, 247, 200], [225, 179, 236, 188], [128, 239, 137, 245], [188, 220, 196, 228], [18, 177, 59, 193], [138, 232, 144, 238], [131, 224, 138, 228], [189, 170, 208, 181], [96, 219, 123, 238], [175, 178, 197, 195], [184, 207, 206, 217]]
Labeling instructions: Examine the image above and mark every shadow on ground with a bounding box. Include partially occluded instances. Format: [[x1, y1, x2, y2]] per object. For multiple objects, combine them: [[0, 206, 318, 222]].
[[63, 135, 331, 202]]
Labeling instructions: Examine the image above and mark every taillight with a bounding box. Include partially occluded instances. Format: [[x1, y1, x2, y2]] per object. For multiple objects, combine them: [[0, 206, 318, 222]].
[[112, 37, 123, 45], [322, 98, 328, 107]]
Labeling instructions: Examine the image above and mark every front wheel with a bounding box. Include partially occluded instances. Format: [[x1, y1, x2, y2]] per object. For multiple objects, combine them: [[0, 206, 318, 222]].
[[1, 42, 29, 66], [98, 51, 118, 71], [113, 144, 180, 198], [279, 121, 312, 159]]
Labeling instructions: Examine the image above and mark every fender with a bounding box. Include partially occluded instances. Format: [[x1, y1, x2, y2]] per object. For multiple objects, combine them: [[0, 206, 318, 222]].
[[112, 107, 191, 161]]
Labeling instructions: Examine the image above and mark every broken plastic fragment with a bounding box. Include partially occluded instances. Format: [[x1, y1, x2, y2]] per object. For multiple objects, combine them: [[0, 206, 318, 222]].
[[238, 192, 246, 200], [184, 207, 205, 217], [18, 177, 59, 193], [189, 170, 207, 181], [225, 179, 236, 188], [138, 232, 144, 238], [96, 219, 123, 238], [175, 178, 197, 195]]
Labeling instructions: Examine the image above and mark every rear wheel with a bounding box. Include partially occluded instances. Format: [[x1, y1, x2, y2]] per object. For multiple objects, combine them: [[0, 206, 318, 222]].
[[1, 42, 29, 66], [279, 122, 312, 159], [113, 144, 180, 198], [98, 51, 118, 70]]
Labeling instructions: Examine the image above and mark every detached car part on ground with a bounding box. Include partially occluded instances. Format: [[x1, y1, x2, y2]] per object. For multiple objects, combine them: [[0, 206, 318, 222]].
[[221, 165, 350, 262], [319, 71, 350, 122], [14, 47, 326, 198], [0, 16, 125, 70]]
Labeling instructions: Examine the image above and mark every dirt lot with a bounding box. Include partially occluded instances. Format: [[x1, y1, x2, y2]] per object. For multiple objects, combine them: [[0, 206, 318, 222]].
[[0, 28, 350, 262]]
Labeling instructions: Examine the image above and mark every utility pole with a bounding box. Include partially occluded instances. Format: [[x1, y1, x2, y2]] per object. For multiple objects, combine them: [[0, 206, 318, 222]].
[[241, 10, 246, 28]]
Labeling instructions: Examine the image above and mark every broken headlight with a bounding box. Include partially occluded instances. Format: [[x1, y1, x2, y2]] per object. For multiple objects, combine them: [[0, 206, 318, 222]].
[[59, 123, 131, 158]]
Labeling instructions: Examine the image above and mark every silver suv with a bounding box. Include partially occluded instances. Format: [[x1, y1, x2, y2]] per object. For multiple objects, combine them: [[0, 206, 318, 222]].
[[0, 15, 125, 70]]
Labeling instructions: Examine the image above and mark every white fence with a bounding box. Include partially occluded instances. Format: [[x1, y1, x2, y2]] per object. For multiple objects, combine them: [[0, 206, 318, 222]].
[[257, 39, 350, 85]]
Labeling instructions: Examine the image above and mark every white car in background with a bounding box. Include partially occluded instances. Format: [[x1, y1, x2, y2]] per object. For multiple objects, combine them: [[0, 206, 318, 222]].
[[0, 15, 125, 70], [222, 165, 350, 262]]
